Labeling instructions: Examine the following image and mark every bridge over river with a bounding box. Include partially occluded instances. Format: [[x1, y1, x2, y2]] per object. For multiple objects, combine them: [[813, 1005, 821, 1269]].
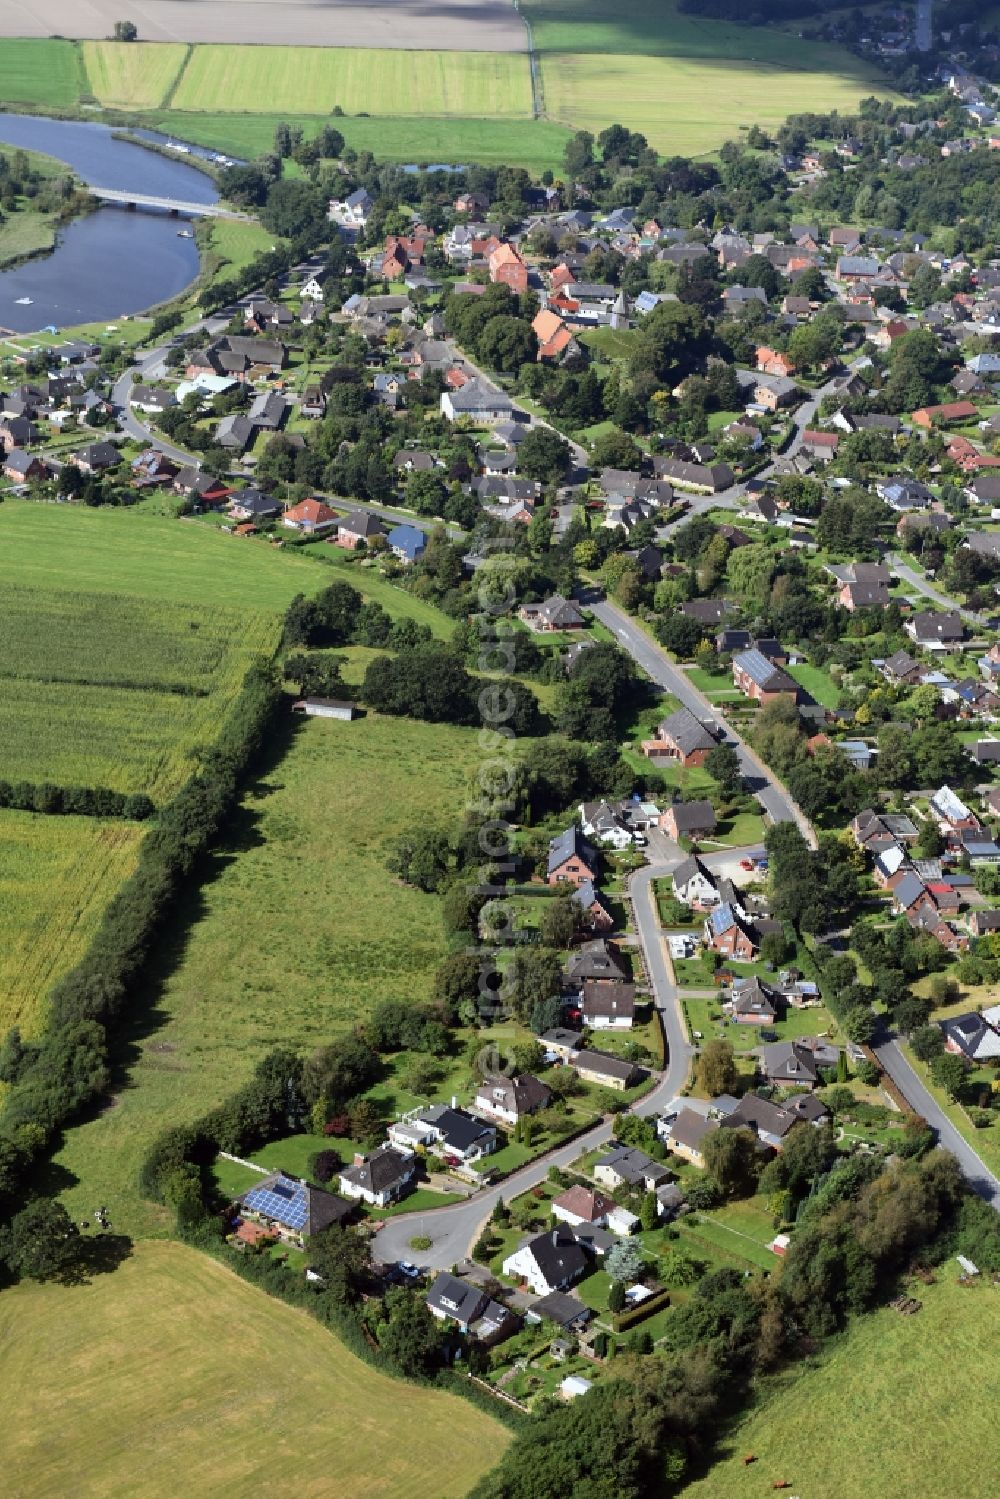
[[89, 188, 248, 220]]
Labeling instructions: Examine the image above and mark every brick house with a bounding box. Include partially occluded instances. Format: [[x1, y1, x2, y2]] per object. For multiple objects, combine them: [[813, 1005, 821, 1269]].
[[732, 648, 798, 703], [643, 705, 716, 766], [660, 800, 717, 842], [547, 826, 600, 887], [755, 346, 796, 378], [704, 902, 759, 959]]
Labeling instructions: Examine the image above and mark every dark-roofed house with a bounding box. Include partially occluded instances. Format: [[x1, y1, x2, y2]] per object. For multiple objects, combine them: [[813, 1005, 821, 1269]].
[[503, 1228, 589, 1295], [730, 976, 782, 1025], [336, 510, 384, 550], [759, 1039, 838, 1089], [940, 1011, 1000, 1062], [672, 854, 719, 909], [722, 1093, 819, 1150], [581, 981, 635, 1030], [390, 1105, 496, 1163], [3, 448, 47, 483], [644, 706, 717, 767], [474, 1074, 551, 1126], [73, 440, 121, 474], [572, 878, 615, 933], [594, 1145, 674, 1193], [530, 1292, 593, 1331], [568, 1047, 642, 1091], [426, 1273, 518, 1343], [567, 939, 628, 986], [665, 1107, 719, 1168], [339, 1145, 417, 1207], [904, 610, 965, 651], [548, 826, 600, 887], [704, 902, 759, 960], [519, 594, 586, 631], [238, 1170, 353, 1245], [660, 799, 717, 842], [733, 648, 798, 703]]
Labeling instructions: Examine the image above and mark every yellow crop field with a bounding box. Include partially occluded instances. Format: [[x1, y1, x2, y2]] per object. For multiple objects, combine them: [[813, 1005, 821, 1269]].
[[0, 811, 144, 1037], [82, 41, 188, 109], [170, 43, 533, 117], [0, 1241, 508, 1499], [540, 50, 892, 156]]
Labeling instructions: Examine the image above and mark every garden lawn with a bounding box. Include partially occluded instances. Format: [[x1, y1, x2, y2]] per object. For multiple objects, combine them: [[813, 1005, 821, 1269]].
[[0, 38, 82, 108], [170, 45, 533, 117], [787, 662, 840, 709], [204, 217, 283, 280], [680, 1274, 1000, 1499], [0, 1240, 507, 1499], [149, 111, 570, 172], [51, 710, 483, 1237], [0, 811, 143, 1039], [82, 41, 188, 108]]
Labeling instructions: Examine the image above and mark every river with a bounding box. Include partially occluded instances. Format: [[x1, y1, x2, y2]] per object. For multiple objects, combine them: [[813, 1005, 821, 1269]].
[[0, 114, 219, 334]]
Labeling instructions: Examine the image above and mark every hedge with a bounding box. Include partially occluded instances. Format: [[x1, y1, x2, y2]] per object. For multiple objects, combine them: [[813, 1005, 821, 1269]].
[[0, 780, 155, 820], [0, 662, 282, 1214], [611, 1288, 671, 1332]]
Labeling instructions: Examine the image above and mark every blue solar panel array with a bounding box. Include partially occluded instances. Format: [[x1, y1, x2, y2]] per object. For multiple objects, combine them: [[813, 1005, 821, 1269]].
[[243, 1175, 308, 1230]]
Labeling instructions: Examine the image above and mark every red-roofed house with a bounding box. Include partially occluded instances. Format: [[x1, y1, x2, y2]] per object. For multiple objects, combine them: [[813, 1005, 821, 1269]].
[[489, 242, 528, 293], [912, 401, 978, 429], [282, 497, 340, 535], [532, 308, 576, 362], [755, 346, 796, 378]]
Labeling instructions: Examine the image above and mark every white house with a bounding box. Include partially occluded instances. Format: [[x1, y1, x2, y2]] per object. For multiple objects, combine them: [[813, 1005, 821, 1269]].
[[502, 1229, 588, 1295], [329, 187, 374, 227], [473, 1074, 551, 1127], [338, 1145, 416, 1207], [387, 1104, 496, 1163], [671, 854, 719, 908], [440, 377, 514, 425], [301, 277, 324, 302]]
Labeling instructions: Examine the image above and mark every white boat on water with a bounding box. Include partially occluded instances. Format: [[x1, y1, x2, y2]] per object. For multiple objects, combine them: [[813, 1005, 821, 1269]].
[[14, 297, 33, 305]]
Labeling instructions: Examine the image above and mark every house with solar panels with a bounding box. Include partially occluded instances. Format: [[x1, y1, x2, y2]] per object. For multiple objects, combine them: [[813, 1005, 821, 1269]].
[[703, 902, 760, 961], [236, 1170, 354, 1247]]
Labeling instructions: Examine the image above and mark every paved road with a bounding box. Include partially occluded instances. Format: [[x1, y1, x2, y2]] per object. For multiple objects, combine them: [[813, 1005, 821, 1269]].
[[112, 315, 228, 464], [586, 594, 816, 844], [375, 849, 698, 1270], [875, 1038, 1000, 1207], [889, 555, 987, 629]]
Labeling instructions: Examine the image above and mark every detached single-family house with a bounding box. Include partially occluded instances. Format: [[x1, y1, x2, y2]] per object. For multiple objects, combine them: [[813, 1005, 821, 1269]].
[[503, 1229, 589, 1296], [548, 826, 600, 887], [3, 448, 47, 483], [73, 440, 120, 474], [339, 1145, 416, 1207], [904, 611, 965, 651], [237, 1170, 353, 1245], [704, 902, 759, 960], [581, 980, 635, 1030], [568, 1048, 642, 1091], [732, 648, 798, 703], [664, 1108, 718, 1168], [594, 1145, 674, 1193], [660, 799, 717, 842], [474, 1073, 551, 1127], [759, 1039, 838, 1089], [566, 940, 628, 987], [440, 378, 514, 424], [644, 706, 717, 767], [672, 854, 719, 909], [336, 510, 385, 550], [730, 976, 782, 1025], [386, 523, 427, 564], [425, 1273, 518, 1344], [518, 594, 586, 632], [282, 497, 340, 535], [389, 1105, 496, 1163], [941, 1011, 1000, 1061]]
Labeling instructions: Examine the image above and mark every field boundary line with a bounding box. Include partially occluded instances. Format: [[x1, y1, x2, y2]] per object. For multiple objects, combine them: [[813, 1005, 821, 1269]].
[[161, 43, 193, 111], [514, 1, 543, 118]]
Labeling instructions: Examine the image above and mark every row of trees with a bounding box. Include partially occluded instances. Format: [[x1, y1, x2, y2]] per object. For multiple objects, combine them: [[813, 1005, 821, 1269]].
[[0, 663, 282, 1219]]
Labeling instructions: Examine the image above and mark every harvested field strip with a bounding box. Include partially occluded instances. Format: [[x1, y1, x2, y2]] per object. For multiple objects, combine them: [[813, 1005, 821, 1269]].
[[81, 41, 187, 109], [0, 1240, 508, 1499], [170, 44, 533, 118], [0, 811, 144, 1037], [0, 583, 260, 691]]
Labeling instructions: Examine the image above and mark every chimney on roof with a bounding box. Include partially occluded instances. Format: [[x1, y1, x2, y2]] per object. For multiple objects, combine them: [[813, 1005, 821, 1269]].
[[353, 1152, 365, 1167]]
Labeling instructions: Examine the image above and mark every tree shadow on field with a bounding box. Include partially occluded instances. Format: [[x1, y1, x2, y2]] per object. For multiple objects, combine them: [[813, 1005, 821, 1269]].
[[70, 708, 308, 1113]]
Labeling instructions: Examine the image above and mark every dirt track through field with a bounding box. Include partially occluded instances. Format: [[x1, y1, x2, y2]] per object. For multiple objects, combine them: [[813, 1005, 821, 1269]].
[[0, 0, 527, 51]]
